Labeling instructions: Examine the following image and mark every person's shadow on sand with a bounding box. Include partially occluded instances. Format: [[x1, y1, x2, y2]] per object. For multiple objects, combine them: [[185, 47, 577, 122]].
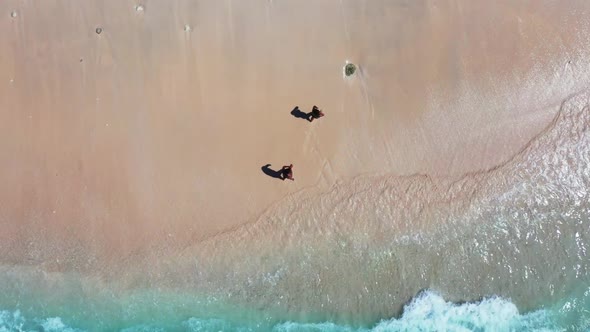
[[261, 164, 284, 180], [290, 106, 311, 122]]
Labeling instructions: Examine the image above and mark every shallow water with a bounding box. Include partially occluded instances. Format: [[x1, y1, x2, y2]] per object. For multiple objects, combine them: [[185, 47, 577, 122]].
[[0, 287, 589, 331], [1, 90, 589, 330]]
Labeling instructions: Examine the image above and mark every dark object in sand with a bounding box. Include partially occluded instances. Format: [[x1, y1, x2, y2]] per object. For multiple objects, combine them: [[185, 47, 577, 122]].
[[344, 63, 356, 77]]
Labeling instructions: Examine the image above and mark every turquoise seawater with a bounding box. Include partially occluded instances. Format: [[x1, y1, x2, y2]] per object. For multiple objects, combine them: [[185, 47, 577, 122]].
[[1, 285, 589, 331]]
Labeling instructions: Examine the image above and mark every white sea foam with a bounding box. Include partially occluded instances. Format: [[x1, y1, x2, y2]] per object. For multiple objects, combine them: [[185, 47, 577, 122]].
[[0, 310, 82, 332], [271, 291, 560, 332]]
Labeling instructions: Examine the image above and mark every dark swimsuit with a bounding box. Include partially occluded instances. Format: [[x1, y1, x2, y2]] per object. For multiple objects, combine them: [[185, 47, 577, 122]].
[[282, 168, 292, 178]]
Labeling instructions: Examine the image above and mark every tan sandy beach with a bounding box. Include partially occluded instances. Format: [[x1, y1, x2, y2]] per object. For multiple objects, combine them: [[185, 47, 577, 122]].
[[1, 1, 590, 310]]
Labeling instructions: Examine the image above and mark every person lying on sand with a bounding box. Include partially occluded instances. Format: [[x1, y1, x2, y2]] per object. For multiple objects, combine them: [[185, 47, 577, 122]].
[[308, 105, 324, 122], [281, 164, 294, 181]]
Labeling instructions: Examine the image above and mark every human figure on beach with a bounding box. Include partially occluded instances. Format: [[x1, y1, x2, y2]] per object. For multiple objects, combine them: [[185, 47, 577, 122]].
[[308, 105, 324, 122], [281, 164, 294, 181]]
